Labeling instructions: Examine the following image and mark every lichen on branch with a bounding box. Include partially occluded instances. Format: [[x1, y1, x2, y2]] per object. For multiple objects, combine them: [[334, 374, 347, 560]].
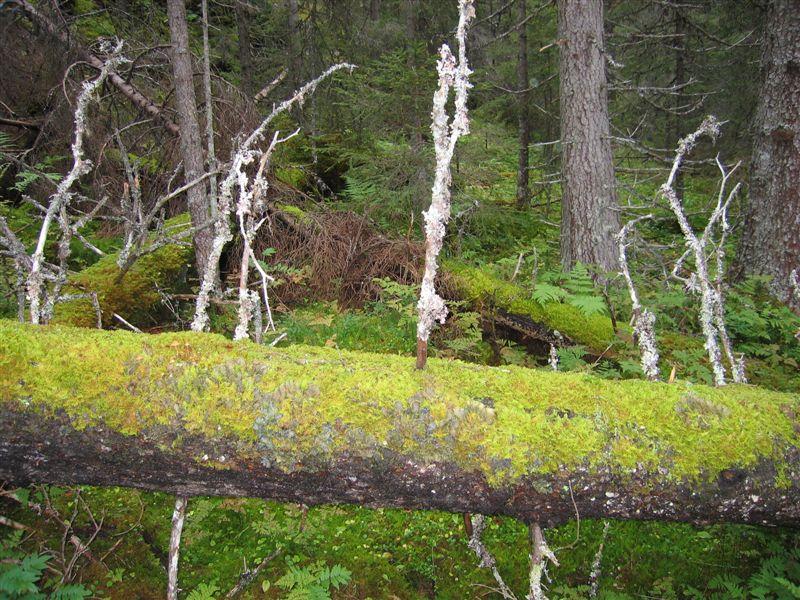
[[416, 0, 475, 369]]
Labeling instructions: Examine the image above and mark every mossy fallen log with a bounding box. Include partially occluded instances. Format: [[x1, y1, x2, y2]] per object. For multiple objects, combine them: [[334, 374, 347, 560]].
[[446, 263, 616, 354], [1, 320, 798, 527]]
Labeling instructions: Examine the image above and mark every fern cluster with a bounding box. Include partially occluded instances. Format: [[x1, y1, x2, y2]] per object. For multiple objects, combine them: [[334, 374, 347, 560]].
[[0, 531, 91, 600]]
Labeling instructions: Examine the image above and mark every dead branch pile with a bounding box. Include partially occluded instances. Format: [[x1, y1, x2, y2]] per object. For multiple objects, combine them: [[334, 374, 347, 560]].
[[226, 206, 423, 307]]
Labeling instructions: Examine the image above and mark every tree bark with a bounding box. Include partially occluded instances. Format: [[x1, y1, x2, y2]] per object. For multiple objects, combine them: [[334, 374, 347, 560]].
[[735, 0, 800, 309], [166, 0, 214, 280], [286, 0, 301, 89], [1, 321, 799, 529], [235, 0, 253, 94], [557, 0, 621, 272], [369, 0, 381, 21], [516, 0, 531, 210]]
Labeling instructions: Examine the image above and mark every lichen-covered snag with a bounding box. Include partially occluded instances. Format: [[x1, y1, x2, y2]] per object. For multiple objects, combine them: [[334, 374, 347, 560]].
[[416, 0, 475, 369], [663, 117, 746, 386], [26, 42, 125, 325], [192, 63, 355, 333], [616, 215, 660, 381]]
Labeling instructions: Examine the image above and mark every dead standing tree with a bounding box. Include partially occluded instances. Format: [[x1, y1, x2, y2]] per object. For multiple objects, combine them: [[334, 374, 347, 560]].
[[415, 0, 475, 370], [191, 63, 355, 334], [616, 214, 660, 381], [233, 129, 301, 342], [0, 43, 123, 325], [662, 116, 745, 386], [616, 117, 746, 387]]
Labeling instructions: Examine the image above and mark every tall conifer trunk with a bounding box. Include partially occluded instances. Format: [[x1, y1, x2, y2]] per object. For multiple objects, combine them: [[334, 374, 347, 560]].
[[166, 0, 214, 279], [557, 0, 620, 272], [736, 0, 800, 308]]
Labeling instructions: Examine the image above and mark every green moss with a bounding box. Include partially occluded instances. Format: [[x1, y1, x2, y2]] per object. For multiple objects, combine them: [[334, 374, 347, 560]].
[[274, 166, 308, 190], [1, 320, 797, 487], [52, 217, 193, 328], [445, 263, 616, 353], [275, 202, 310, 224], [73, 0, 116, 38]]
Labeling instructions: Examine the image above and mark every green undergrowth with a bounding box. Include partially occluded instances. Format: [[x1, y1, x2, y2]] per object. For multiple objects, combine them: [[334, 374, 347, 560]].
[[5, 485, 797, 600], [273, 300, 416, 355], [1, 320, 797, 485], [446, 261, 617, 354]]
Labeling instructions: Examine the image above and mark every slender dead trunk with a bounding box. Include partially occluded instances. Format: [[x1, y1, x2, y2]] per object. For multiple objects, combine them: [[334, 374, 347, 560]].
[[201, 0, 219, 220], [415, 0, 475, 370], [516, 0, 531, 210], [167, 496, 187, 600], [403, 0, 425, 150], [369, 0, 381, 20], [735, 0, 800, 309], [557, 0, 621, 272], [542, 51, 556, 217], [166, 0, 214, 280], [235, 1, 254, 94], [672, 7, 687, 200], [286, 0, 301, 88]]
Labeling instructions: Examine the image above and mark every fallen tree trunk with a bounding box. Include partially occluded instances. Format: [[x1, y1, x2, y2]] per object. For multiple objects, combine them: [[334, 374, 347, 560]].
[[1, 320, 798, 527], [7, 0, 180, 136], [446, 262, 616, 354]]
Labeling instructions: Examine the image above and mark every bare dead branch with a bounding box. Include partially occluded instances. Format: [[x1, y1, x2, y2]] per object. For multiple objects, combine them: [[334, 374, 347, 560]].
[[27, 42, 124, 325], [167, 496, 187, 600], [616, 215, 660, 380], [416, 0, 475, 369], [192, 63, 356, 332]]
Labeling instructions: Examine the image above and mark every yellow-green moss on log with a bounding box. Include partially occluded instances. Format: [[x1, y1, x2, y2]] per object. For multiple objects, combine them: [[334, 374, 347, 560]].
[[446, 263, 616, 353], [51, 224, 192, 328], [1, 320, 797, 488]]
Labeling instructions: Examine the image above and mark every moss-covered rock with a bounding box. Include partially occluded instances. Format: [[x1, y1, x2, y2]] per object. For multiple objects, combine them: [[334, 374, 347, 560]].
[[1, 320, 797, 487], [52, 221, 192, 328], [445, 263, 617, 353]]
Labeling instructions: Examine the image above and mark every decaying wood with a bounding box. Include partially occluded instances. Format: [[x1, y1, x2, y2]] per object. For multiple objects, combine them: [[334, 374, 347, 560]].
[[166, 496, 187, 600], [416, 0, 475, 369], [192, 63, 355, 332]]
